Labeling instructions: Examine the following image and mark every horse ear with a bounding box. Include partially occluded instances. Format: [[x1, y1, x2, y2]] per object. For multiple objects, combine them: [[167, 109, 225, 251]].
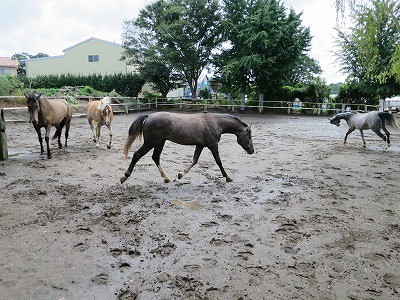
[[24, 93, 28, 100]]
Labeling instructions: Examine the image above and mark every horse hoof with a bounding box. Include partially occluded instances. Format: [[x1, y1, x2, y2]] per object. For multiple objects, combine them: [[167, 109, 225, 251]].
[[226, 177, 233, 182], [164, 178, 170, 183], [47, 155, 52, 159], [107, 145, 111, 149], [120, 176, 127, 184], [95, 143, 100, 148], [178, 172, 183, 179]]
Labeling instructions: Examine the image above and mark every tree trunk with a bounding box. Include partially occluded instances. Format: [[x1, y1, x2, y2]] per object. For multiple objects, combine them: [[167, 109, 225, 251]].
[[240, 93, 246, 110], [227, 92, 232, 109], [258, 93, 264, 113]]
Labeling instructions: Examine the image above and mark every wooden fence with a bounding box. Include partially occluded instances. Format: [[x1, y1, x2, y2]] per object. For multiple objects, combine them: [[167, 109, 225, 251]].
[[0, 95, 382, 122]]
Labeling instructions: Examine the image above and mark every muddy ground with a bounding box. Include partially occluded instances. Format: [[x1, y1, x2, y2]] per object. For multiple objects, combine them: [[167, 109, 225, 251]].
[[0, 109, 399, 300]]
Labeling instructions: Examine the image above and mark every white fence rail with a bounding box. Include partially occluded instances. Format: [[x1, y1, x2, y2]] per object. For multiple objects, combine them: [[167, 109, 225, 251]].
[[0, 95, 389, 122]]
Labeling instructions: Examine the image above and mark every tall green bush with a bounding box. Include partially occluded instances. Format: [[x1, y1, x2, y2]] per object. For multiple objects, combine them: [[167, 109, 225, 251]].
[[29, 73, 145, 97]]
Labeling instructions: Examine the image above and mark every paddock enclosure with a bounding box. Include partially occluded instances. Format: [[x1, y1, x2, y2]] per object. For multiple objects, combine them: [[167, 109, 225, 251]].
[[1, 112, 399, 299]]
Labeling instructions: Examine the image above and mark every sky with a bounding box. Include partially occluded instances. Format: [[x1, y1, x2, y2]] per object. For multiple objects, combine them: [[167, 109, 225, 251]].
[[0, 0, 347, 84]]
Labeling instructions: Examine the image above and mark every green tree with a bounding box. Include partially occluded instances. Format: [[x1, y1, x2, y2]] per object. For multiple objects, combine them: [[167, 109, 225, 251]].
[[335, 0, 400, 99], [217, 0, 312, 106], [122, 0, 222, 99], [12, 52, 49, 76]]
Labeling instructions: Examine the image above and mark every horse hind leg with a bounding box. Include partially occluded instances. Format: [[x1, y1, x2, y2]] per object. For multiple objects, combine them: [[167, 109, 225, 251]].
[[152, 141, 170, 183], [44, 126, 52, 158], [381, 124, 391, 146], [372, 129, 389, 148], [53, 126, 63, 148], [65, 121, 70, 148], [178, 145, 203, 180]]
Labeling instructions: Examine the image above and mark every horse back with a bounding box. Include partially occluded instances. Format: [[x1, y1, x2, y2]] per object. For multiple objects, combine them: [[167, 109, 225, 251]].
[[144, 112, 219, 146], [44, 99, 72, 126]]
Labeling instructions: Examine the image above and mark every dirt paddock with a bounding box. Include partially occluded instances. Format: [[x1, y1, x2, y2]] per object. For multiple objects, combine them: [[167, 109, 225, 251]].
[[0, 110, 399, 300]]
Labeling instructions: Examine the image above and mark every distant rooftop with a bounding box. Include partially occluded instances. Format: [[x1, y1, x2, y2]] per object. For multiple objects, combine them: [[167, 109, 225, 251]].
[[0, 57, 19, 67]]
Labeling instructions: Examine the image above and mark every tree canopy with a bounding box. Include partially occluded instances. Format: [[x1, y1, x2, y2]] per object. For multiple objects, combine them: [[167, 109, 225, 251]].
[[122, 0, 222, 99], [214, 0, 315, 102], [335, 0, 400, 101]]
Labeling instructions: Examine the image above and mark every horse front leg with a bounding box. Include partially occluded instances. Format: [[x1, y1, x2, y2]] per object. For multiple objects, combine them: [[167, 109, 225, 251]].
[[107, 124, 113, 149], [44, 125, 52, 159], [209, 145, 232, 182], [359, 130, 366, 147], [35, 126, 44, 155], [95, 124, 101, 147], [178, 145, 203, 180], [120, 144, 153, 184], [344, 128, 355, 144], [90, 121, 97, 143]]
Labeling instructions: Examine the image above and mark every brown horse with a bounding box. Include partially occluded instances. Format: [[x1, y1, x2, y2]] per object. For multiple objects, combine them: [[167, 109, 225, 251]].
[[25, 92, 72, 159], [120, 111, 254, 184], [86, 97, 113, 149]]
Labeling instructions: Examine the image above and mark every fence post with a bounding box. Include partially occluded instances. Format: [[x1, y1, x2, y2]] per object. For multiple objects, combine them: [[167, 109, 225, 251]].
[[0, 109, 8, 161], [258, 94, 264, 113]]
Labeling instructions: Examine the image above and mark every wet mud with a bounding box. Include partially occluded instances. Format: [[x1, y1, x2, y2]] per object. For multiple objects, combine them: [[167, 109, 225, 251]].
[[0, 111, 399, 299]]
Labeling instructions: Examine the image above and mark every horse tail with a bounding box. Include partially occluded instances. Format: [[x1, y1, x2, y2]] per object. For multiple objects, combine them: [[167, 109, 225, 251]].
[[378, 112, 400, 131], [123, 115, 149, 157]]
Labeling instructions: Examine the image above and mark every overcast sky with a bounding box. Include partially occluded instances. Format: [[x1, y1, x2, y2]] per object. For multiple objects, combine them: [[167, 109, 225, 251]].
[[1, 0, 347, 83]]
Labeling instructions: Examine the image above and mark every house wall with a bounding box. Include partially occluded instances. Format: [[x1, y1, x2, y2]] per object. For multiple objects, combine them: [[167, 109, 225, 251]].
[[25, 38, 136, 77]]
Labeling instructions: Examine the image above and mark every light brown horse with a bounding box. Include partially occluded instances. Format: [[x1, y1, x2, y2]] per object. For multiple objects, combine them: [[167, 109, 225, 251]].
[[25, 92, 72, 159], [86, 97, 113, 149], [120, 111, 254, 183]]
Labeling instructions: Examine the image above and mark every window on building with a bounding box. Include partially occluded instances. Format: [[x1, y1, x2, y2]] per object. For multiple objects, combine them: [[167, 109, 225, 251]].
[[0, 68, 11, 75], [88, 55, 99, 63]]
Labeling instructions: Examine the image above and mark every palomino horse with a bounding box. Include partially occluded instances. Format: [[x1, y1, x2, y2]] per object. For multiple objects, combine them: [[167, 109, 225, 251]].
[[25, 92, 72, 158], [86, 97, 113, 149], [329, 111, 400, 147], [120, 112, 254, 183]]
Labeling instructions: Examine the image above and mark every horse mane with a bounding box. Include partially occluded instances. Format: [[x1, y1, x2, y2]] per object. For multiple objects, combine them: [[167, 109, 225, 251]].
[[333, 112, 355, 120], [227, 115, 249, 127]]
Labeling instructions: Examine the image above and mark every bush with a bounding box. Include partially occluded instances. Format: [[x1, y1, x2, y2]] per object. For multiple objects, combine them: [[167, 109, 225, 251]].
[[0, 75, 24, 96]]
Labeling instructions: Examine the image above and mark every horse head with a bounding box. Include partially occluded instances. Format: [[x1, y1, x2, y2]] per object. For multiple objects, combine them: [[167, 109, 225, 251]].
[[102, 105, 112, 126], [237, 125, 254, 154], [25, 92, 42, 124], [329, 115, 341, 127]]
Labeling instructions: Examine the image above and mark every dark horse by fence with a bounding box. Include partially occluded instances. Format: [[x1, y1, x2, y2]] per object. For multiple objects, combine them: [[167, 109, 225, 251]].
[[25, 92, 72, 158], [330, 111, 400, 147], [120, 112, 254, 183]]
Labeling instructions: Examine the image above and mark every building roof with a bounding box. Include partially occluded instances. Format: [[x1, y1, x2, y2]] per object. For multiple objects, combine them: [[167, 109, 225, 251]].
[[0, 57, 19, 67], [63, 37, 122, 52]]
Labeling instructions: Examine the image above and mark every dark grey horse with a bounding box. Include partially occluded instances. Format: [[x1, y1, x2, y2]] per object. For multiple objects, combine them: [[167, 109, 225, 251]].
[[329, 111, 400, 147], [120, 112, 254, 183]]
